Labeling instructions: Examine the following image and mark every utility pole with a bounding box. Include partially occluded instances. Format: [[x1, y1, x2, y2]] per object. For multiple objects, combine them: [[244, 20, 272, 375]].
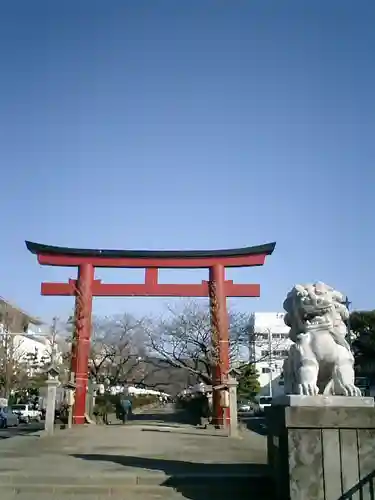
[[3, 309, 13, 400], [4, 321, 10, 399], [44, 316, 60, 435], [268, 329, 273, 398], [50, 316, 58, 366], [344, 297, 352, 346]]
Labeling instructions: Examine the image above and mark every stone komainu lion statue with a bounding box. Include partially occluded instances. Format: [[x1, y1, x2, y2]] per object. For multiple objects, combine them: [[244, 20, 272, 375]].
[[282, 282, 361, 397]]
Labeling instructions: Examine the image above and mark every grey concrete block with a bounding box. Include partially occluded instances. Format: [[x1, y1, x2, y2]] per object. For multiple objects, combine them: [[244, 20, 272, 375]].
[[322, 429, 341, 499], [288, 429, 324, 500], [284, 406, 375, 429], [272, 395, 374, 408], [267, 405, 375, 500]]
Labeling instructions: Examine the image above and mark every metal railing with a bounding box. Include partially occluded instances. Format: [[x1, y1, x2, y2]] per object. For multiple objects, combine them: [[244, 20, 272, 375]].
[[339, 470, 375, 500]]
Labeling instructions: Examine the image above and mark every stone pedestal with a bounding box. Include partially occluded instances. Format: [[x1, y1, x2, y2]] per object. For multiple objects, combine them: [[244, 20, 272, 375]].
[[227, 374, 239, 438], [266, 396, 375, 500], [44, 378, 60, 435]]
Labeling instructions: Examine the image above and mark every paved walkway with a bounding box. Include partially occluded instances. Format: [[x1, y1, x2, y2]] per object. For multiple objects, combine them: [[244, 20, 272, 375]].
[[0, 405, 270, 499]]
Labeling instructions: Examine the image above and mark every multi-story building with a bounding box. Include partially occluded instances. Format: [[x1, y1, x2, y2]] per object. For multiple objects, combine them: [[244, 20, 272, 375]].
[[0, 297, 61, 377], [249, 312, 292, 397], [11, 333, 60, 375], [0, 296, 43, 334]]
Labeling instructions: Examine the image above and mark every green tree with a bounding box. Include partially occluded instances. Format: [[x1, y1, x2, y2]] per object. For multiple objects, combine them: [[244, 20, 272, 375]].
[[237, 363, 260, 400], [350, 310, 375, 384]]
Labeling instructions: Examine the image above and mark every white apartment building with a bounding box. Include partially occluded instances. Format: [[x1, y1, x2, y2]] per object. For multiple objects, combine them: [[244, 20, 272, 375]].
[[249, 312, 292, 398], [0, 324, 62, 375], [13, 332, 61, 372], [0, 297, 62, 376]]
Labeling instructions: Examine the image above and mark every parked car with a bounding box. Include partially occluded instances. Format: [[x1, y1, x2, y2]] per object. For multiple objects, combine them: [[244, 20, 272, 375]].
[[11, 404, 42, 423], [0, 407, 19, 428], [237, 401, 255, 413]]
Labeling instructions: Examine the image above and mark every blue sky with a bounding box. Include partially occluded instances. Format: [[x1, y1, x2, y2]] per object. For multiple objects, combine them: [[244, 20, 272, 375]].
[[0, 1, 374, 323]]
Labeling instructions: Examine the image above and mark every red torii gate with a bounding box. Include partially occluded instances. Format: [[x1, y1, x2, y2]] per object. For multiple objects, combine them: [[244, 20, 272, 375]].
[[26, 240, 275, 426]]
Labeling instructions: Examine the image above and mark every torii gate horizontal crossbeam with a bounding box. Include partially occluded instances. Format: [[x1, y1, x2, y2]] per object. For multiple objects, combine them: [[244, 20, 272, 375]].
[[41, 280, 260, 297]]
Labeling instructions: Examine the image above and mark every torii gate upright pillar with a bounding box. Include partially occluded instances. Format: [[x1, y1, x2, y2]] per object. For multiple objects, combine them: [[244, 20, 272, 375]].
[[73, 263, 94, 424], [209, 264, 230, 427]]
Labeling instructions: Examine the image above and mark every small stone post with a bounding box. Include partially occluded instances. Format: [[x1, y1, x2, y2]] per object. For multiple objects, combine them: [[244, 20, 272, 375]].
[[65, 374, 76, 429], [227, 369, 240, 438], [44, 365, 60, 435]]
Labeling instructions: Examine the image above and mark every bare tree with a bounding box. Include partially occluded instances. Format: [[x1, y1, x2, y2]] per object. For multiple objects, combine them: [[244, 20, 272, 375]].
[[146, 300, 252, 385], [43, 317, 59, 365], [0, 304, 28, 397], [88, 313, 147, 386], [34, 317, 72, 385]]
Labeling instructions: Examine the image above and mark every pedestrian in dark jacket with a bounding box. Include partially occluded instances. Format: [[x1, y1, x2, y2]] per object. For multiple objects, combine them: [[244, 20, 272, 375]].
[[199, 393, 210, 429], [118, 397, 132, 424], [192, 391, 209, 428]]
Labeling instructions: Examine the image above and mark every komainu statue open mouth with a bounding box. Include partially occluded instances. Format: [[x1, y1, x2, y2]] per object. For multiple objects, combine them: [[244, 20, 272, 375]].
[[282, 281, 361, 397]]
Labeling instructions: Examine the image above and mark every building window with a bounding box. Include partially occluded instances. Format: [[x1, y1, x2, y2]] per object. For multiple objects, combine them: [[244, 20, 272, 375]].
[[261, 350, 269, 357], [262, 367, 271, 374], [273, 350, 289, 358]]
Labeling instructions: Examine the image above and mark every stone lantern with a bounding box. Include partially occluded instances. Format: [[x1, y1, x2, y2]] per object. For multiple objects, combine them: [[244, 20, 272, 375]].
[[44, 364, 60, 435]]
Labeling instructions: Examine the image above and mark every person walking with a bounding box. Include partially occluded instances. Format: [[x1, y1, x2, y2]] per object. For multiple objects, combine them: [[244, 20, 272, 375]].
[[193, 390, 210, 429], [94, 396, 112, 425], [199, 392, 210, 429], [119, 396, 132, 424]]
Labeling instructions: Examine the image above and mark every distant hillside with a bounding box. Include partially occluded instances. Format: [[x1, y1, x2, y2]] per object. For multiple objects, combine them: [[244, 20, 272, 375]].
[[140, 357, 199, 395]]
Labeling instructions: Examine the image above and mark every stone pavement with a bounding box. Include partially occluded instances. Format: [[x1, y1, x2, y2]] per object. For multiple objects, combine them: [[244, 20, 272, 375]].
[[0, 405, 272, 499]]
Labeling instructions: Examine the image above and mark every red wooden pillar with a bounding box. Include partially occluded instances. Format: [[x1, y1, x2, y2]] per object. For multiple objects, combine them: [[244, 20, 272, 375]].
[[73, 263, 94, 425], [209, 264, 230, 428]]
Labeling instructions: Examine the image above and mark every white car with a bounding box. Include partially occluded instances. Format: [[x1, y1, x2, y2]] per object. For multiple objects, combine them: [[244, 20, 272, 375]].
[[11, 404, 42, 423], [237, 401, 254, 413]]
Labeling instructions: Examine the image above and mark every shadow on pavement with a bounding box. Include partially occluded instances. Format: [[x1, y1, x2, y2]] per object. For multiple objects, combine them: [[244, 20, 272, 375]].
[[0, 425, 43, 440], [243, 417, 268, 436], [130, 409, 192, 425], [72, 453, 273, 499], [140, 428, 229, 437]]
